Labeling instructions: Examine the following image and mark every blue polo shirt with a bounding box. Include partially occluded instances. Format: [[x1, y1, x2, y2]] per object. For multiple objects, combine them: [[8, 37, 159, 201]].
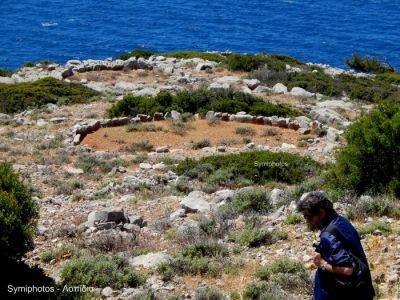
[[312, 213, 369, 300]]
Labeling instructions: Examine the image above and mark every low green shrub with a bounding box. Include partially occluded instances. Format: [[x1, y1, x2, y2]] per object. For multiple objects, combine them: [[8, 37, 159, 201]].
[[243, 282, 289, 300], [192, 139, 211, 149], [356, 221, 392, 237], [255, 258, 312, 293], [60, 255, 145, 289], [0, 163, 38, 262], [0, 69, 13, 77], [376, 72, 400, 85], [328, 101, 400, 197], [225, 189, 272, 214], [284, 213, 303, 225], [228, 224, 287, 247], [0, 77, 98, 114], [176, 151, 320, 187], [344, 53, 394, 74], [40, 251, 55, 263], [285, 70, 339, 96], [157, 241, 228, 280], [235, 127, 256, 136], [227, 53, 304, 72], [162, 51, 226, 63], [194, 288, 224, 300], [116, 49, 155, 60], [107, 88, 301, 118], [346, 195, 400, 219], [336, 74, 399, 102]]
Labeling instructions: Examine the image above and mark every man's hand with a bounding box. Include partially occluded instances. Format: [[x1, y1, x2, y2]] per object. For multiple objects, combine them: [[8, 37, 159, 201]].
[[313, 253, 324, 268]]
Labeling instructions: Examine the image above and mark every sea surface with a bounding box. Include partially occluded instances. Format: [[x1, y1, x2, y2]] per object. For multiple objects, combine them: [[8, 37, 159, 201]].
[[0, 0, 399, 70]]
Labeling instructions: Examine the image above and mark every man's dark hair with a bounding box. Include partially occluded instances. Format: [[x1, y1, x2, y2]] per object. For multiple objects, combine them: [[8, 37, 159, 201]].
[[296, 191, 335, 216]]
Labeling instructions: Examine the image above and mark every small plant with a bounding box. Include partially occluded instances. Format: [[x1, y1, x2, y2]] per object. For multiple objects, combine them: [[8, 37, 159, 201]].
[[170, 121, 194, 136], [284, 213, 303, 225], [117, 49, 155, 60], [226, 189, 272, 214], [344, 53, 394, 74], [192, 139, 211, 149], [60, 255, 145, 289], [255, 258, 312, 293], [242, 282, 289, 300], [262, 127, 279, 136], [40, 251, 55, 263], [126, 124, 163, 132], [194, 288, 224, 300], [228, 225, 287, 247], [127, 140, 154, 152], [235, 127, 256, 136], [356, 221, 392, 237]]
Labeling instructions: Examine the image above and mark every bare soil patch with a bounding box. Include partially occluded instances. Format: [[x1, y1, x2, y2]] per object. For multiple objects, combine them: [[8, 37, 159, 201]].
[[82, 119, 309, 153]]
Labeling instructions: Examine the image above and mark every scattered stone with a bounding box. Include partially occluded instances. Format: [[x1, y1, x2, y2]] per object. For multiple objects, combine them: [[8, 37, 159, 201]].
[[217, 146, 226, 152], [139, 163, 152, 170], [290, 87, 314, 98], [243, 79, 261, 90], [63, 166, 84, 175], [156, 146, 169, 153], [86, 209, 129, 227], [272, 83, 288, 94], [270, 188, 286, 206], [181, 191, 212, 213], [101, 287, 113, 297], [129, 252, 171, 268]]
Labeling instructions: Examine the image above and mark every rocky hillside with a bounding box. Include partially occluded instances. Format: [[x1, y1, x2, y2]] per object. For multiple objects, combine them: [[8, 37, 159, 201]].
[[0, 52, 399, 299]]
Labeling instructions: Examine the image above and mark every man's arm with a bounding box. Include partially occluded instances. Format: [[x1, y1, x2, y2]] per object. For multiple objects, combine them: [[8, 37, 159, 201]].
[[313, 253, 353, 276]]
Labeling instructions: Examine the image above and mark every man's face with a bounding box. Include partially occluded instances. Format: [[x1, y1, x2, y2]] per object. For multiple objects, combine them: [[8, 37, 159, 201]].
[[301, 208, 325, 231]]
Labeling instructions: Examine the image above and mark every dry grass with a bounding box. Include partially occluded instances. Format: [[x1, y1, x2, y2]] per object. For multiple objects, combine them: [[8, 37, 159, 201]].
[[82, 119, 307, 153]]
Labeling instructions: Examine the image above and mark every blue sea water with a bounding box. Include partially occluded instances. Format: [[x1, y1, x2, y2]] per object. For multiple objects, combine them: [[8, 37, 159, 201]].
[[0, 0, 399, 70]]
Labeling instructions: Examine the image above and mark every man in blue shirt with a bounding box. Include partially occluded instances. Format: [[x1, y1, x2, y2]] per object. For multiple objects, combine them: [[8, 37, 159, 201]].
[[297, 191, 375, 300]]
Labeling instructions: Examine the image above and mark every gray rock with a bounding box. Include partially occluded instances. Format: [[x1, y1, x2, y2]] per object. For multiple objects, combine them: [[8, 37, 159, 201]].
[[217, 146, 226, 152], [196, 62, 213, 71], [181, 191, 212, 213], [96, 222, 117, 230], [129, 215, 146, 227], [169, 209, 186, 221], [295, 116, 312, 129], [50, 117, 67, 124], [213, 189, 235, 203], [270, 188, 286, 206], [171, 110, 181, 120], [139, 163, 152, 170], [153, 112, 164, 121], [101, 287, 113, 297], [123, 223, 141, 233], [253, 85, 272, 94], [129, 252, 172, 268], [87, 209, 128, 227], [206, 111, 215, 121], [209, 81, 231, 90], [73, 134, 81, 145], [272, 83, 288, 94], [216, 76, 242, 85], [36, 119, 48, 127], [310, 108, 347, 125], [290, 87, 314, 98], [243, 79, 261, 90], [156, 146, 169, 153]]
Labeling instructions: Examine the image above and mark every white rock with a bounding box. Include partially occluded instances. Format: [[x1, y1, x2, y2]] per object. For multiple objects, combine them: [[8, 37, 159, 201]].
[[181, 191, 212, 213], [129, 252, 171, 268], [272, 83, 288, 94], [290, 87, 314, 98]]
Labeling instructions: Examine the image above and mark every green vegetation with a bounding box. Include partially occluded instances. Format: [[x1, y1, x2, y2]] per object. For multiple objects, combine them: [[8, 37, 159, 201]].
[[344, 53, 394, 74], [284, 213, 303, 225], [242, 282, 288, 300], [60, 255, 145, 289], [74, 154, 129, 173], [163, 51, 226, 63], [192, 139, 211, 149], [235, 127, 256, 136], [228, 224, 287, 247], [108, 88, 300, 118], [0, 77, 98, 114], [0, 69, 13, 77], [194, 288, 224, 300], [40, 251, 55, 263], [255, 258, 311, 293], [356, 221, 392, 237], [226, 53, 304, 72], [0, 163, 38, 262], [116, 49, 155, 60], [126, 123, 163, 132], [157, 241, 228, 280], [376, 72, 400, 85], [224, 189, 272, 214], [328, 101, 400, 197], [176, 151, 320, 188], [346, 195, 400, 220]]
